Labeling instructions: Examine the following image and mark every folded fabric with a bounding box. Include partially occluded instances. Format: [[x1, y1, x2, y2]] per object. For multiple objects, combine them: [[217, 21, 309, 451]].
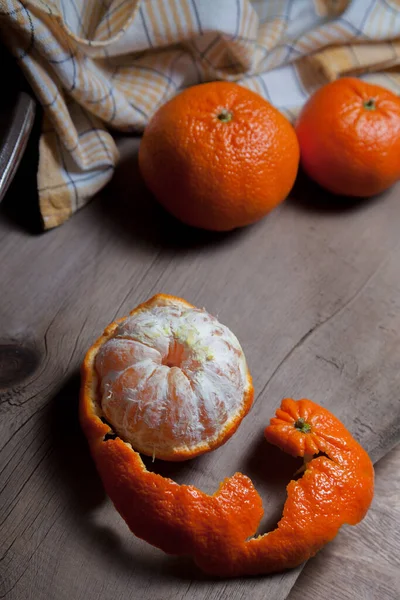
[[1, 0, 400, 229]]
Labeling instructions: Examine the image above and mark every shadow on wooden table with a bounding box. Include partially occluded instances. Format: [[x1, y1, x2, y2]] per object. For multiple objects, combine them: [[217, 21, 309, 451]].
[[1, 128, 388, 241], [46, 372, 216, 581], [47, 371, 106, 511], [47, 370, 302, 582], [242, 433, 302, 535], [93, 137, 255, 254], [289, 167, 387, 214], [89, 147, 390, 253]]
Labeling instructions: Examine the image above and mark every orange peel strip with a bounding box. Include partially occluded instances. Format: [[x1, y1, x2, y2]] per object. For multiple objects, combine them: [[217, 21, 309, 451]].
[[80, 388, 374, 577]]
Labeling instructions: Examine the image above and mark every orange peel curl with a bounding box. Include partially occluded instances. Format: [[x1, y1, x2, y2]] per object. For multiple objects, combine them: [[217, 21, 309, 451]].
[[80, 382, 374, 576]]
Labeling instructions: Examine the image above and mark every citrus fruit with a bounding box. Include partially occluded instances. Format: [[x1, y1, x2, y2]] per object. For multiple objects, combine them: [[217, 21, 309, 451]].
[[138, 82, 300, 231], [81, 294, 253, 461], [296, 77, 400, 197], [80, 394, 374, 576]]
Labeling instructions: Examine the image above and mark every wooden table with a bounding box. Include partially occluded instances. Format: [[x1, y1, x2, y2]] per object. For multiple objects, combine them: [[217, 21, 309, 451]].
[[1, 134, 400, 600]]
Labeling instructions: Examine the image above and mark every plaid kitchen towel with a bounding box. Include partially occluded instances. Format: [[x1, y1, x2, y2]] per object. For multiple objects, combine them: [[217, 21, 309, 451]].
[[1, 0, 400, 229]]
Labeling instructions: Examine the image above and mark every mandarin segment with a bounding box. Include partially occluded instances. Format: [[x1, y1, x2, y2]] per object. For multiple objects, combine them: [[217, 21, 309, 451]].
[[95, 338, 161, 379]]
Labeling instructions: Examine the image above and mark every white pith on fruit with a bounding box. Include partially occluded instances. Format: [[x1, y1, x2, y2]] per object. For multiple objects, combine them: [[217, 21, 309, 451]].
[[94, 297, 251, 459]]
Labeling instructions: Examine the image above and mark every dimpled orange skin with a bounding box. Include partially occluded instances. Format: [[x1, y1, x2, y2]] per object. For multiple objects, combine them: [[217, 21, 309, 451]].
[[80, 386, 374, 576], [138, 82, 300, 231], [296, 77, 400, 197]]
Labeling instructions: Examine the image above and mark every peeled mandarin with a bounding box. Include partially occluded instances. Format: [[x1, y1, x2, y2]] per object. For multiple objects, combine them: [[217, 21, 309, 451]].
[[87, 294, 253, 461]]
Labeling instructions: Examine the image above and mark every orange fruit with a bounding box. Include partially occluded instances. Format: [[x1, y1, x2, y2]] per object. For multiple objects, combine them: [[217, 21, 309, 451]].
[[80, 394, 374, 577], [81, 294, 253, 461], [296, 77, 400, 197], [138, 82, 300, 231]]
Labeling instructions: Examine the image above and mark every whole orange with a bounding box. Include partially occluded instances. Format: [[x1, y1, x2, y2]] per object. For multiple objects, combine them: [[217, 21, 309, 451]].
[[295, 77, 400, 197], [138, 82, 299, 231]]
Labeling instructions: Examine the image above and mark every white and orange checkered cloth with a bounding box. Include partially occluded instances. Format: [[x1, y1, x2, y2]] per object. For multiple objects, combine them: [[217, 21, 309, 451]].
[[1, 0, 400, 228]]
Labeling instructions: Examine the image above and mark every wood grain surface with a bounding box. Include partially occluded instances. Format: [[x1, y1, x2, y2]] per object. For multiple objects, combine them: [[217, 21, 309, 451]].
[[1, 137, 400, 600]]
